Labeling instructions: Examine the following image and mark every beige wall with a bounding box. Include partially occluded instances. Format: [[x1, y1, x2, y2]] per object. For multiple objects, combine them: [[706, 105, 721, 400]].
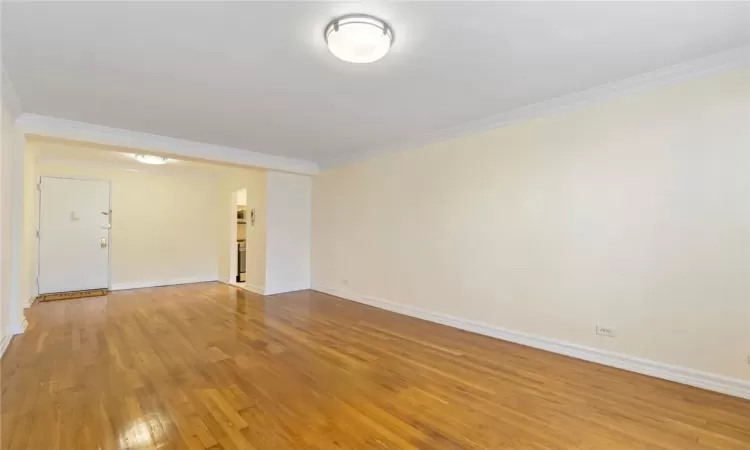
[[312, 69, 750, 381], [23, 137, 267, 294], [35, 161, 222, 290]]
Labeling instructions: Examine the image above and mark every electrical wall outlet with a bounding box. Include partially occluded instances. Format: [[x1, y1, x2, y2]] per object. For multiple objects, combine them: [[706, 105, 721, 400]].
[[596, 325, 616, 338], [342, 279, 349, 286]]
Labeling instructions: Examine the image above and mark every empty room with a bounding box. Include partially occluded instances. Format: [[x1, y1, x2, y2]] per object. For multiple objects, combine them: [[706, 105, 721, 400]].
[[1, 1, 748, 449]]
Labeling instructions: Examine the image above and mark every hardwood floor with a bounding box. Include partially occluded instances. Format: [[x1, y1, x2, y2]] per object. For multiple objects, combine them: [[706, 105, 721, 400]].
[[1, 283, 748, 449]]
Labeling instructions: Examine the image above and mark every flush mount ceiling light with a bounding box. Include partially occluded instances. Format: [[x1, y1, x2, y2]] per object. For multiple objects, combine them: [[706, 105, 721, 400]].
[[134, 154, 169, 165], [325, 14, 393, 63]]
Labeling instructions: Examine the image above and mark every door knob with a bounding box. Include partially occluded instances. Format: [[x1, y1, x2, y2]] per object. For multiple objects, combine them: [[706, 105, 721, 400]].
[[101, 238, 108, 248]]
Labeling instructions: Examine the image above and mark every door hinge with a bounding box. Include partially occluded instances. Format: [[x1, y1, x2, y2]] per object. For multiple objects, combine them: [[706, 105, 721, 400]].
[[36, 230, 39, 238], [37, 182, 41, 191]]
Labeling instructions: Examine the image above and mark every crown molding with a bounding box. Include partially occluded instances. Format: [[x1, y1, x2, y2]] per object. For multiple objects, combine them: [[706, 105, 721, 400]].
[[321, 45, 750, 170], [15, 114, 319, 175]]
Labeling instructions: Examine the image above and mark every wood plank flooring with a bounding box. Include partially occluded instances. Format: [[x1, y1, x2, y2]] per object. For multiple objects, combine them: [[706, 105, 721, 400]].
[[1, 282, 748, 449]]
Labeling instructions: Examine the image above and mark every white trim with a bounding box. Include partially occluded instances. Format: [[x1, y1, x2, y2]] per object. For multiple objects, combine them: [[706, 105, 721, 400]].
[[0, 335, 11, 360], [321, 45, 750, 169], [0, 320, 29, 360], [15, 114, 319, 175], [229, 191, 239, 283], [110, 276, 217, 291], [244, 284, 265, 295], [8, 318, 29, 336], [314, 286, 750, 400], [12, 48, 747, 173], [220, 279, 265, 295], [24, 296, 36, 309]]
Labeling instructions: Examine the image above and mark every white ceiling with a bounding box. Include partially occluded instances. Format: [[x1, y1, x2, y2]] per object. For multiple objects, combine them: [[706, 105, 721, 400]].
[[3, 2, 749, 167]]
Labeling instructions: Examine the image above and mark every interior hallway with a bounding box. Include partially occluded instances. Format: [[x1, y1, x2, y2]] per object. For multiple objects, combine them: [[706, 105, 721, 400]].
[[1, 283, 748, 449]]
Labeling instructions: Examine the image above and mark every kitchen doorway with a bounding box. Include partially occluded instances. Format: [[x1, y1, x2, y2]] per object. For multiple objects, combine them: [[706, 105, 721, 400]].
[[228, 188, 247, 287]]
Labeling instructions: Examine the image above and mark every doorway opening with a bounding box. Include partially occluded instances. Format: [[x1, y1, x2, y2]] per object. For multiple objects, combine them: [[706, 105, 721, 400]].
[[228, 188, 247, 288]]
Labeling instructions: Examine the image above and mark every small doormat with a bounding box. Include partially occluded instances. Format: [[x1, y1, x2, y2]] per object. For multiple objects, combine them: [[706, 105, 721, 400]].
[[37, 289, 108, 302]]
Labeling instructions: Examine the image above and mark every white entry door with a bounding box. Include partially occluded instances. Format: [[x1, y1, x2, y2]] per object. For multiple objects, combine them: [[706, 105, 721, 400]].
[[38, 177, 111, 294]]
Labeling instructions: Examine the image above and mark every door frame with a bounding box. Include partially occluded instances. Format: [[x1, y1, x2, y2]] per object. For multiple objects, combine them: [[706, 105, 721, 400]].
[[229, 190, 238, 283], [36, 176, 113, 293]]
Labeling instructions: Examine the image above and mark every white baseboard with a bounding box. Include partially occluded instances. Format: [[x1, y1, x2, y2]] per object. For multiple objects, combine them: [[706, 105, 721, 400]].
[[24, 296, 37, 309], [265, 286, 311, 296], [8, 318, 28, 336], [220, 279, 266, 295], [1, 318, 29, 358], [111, 276, 218, 291], [0, 334, 12, 359], [244, 284, 265, 295], [314, 286, 750, 400]]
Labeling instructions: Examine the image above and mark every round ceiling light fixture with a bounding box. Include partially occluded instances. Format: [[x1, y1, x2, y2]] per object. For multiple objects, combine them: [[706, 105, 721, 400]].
[[134, 154, 170, 165], [325, 14, 393, 63]]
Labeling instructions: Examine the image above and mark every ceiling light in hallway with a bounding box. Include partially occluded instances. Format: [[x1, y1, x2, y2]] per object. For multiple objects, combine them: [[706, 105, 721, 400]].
[[134, 154, 170, 165], [325, 15, 393, 63]]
